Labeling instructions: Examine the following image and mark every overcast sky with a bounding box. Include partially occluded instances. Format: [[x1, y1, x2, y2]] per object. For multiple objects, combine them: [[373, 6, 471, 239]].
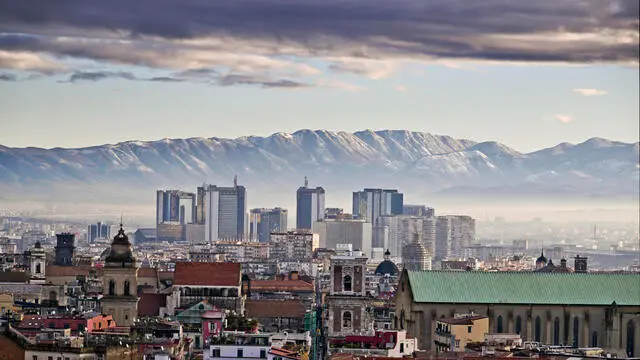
[[0, 0, 638, 152]]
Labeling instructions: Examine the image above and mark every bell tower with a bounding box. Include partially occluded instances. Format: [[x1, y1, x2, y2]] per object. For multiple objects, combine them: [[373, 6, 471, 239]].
[[101, 223, 139, 327], [29, 242, 46, 285]]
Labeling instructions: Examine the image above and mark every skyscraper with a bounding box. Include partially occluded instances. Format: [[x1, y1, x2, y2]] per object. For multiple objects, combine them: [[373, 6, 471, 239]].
[[205, 177, 248, 242], [435, 215, 475, 260], [88, 222, 111, 243], [296, 177, 325, 230], [156, 190, 196, 225], [352, 188, 403, 225], [249, 207, 288, 242]]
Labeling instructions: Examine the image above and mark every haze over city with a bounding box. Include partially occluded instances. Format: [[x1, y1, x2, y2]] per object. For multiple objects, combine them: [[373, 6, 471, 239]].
[[0, 1, 639, 359]]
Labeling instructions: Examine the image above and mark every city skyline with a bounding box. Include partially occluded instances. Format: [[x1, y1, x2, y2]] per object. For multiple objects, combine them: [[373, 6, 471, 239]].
[[0, 1, 638, 152]]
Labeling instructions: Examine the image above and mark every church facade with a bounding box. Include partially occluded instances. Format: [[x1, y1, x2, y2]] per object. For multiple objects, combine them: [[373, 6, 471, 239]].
[[395, 270, 640, 357]]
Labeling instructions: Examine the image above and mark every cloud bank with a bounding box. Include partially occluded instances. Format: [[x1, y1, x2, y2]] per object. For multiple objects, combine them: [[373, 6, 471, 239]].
[[0, 0, 637, 88], [573, 88, 608, 96]]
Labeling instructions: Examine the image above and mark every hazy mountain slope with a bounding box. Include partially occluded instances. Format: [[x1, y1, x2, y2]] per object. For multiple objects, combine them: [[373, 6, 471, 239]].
[[0, 131, 638, 204]]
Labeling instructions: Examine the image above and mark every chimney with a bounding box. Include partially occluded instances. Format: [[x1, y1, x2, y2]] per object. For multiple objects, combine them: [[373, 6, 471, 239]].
[[289, 271, 299, 281]]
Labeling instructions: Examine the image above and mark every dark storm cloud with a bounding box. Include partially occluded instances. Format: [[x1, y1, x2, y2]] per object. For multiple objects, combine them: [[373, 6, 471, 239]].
[[0, 0, 637, 65], [67, 71, 136, 82], [0, 72, 17, 81], [216, 74, 313, 88]]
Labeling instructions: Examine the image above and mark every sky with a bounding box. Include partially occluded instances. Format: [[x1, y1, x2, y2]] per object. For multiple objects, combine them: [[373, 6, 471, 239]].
[[0, 0, 638, 153]]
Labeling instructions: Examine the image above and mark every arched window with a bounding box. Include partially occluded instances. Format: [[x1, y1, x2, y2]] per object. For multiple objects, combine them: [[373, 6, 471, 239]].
[[49, 291, 57, 301], [108, 280, 115, 296], [124, 280, 130, 296], [591, 331, 598, 347], [343, 275, 352, 292], [535, 316, 541, 342], [35, 263, 41, 274], [626, 320, 635, 357], [553, 317, 560, 345], [573, 317, 580, 347], [342, 311, 352, 329], [515, 316, 522, 335], [497, 315, 504, 333]]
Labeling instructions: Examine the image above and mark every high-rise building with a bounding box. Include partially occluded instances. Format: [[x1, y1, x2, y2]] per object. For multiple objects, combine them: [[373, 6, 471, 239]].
[[403, 205, 435, 218], [195, 185, 207, 225], [249, 207, 288, 243], [435, 215, 475, 261], [296, 177, 325, 230], [156, 190, 196, 225], [88, 222, 110, 243], [352, 188, 403, 225], [379, 215, 430, 260], [312, 219, 372, 258], [205, 177, 248, 242], [270, 230, 319, 260], [402, 232, 432, 271]]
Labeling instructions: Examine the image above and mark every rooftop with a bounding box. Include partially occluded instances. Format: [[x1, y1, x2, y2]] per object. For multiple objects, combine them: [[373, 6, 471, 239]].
[[173, 262, 241, 287], [245, 299, 307, 319], [405, 270, 640, 306]]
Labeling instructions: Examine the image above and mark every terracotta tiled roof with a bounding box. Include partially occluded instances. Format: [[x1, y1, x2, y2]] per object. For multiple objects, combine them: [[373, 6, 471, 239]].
[[138, 293, 167, 317], [138, 267, 158, 278], [46, 265, 97, 277], [250, 280, 313, 292], [439, 315, 487, 325], [245, 299, 306, 319], [173, 262, 241, 287], [16, 314, 44, 329], [0, 271, 28, 283], [269, 347, 301, 360]]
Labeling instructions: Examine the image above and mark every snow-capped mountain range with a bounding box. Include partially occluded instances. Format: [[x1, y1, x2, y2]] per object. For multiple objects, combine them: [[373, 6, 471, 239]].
[[0, 130, 638, 202]]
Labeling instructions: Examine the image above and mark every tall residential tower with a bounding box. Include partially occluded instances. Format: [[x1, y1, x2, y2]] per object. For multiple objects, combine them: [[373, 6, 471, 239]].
[[352, 188, 403, 225], [296, 177, 325, 230], [205, 177, 248, 242]]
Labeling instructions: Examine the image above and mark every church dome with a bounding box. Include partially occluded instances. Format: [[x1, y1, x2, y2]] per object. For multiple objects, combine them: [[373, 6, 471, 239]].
[[375, 260, 399, 276], [536, 250, 547, 265]]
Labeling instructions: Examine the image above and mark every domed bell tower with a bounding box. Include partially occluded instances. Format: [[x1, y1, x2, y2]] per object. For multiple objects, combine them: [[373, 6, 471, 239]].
[[101, 223, 139, 327]]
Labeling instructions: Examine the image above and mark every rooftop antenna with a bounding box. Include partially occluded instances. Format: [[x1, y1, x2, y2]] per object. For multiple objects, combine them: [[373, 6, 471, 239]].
[[304, 176, 308, 188], [233, 174, 238, 187]]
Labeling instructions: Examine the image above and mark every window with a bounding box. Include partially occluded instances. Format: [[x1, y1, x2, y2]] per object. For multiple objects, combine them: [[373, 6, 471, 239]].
[[468, 326, 472, 333], [33, 356, 37, 360], [455, 340, 460, 348], [260, 349, 267, 358], [573, 317, 580, 347], [64, 323, 70, 329], [195, 336, 200, 348], [342, 311, 352, 329], [48, 357, 53, 360], [124, 280, 130, 296], [627, 320, 636, 357], [535, 316, 541, 342], [36, 263, 41, 274], [553, 317, 560, 345], [237, 349, 244, 358], [497, 315, 503, 333], [49, 322, 55, 329], [343, 275, 352, 292], [212, 348, 221, 357], [108, 280, 115, 296], [591, 331, 598, 347], [400, 343, 405, 353], [515, 316, 522, 335]]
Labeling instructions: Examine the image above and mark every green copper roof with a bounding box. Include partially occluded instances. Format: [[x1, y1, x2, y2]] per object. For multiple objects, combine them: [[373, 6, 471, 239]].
[[406, 271, 640, 306]]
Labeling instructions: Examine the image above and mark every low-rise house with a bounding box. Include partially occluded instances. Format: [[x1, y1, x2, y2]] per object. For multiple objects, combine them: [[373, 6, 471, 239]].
[[434, 314, 489, 353], [204, 332, 271, 360], [245, 299, 307, 333], [169, 262, 243, 314]]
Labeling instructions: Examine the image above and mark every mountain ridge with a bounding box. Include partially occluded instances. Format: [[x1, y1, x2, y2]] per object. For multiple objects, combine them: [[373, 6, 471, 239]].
[[0, 130, 638, 204]]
